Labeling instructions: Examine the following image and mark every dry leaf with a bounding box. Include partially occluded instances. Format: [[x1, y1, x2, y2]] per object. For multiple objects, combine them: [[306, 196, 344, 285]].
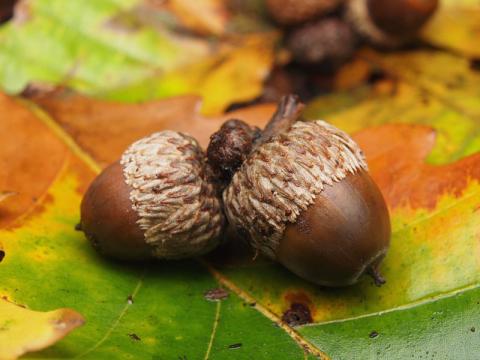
[[0, 299, 84, 360]]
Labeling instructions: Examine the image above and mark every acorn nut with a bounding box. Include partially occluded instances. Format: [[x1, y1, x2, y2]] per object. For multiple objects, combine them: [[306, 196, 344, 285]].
[[266, 0, 343, 25], [287, 18, 358, 68], [345, 0, 439, 47], [80, 131, 225, 261], [214, 95, 391, 287]]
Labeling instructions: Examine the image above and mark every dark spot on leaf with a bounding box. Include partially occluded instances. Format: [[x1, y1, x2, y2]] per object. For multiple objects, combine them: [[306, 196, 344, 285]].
[[128, 333, 141, 341], [367, 69, 388, 84], [282, 303, 312, 326], [369, 330, 379, 338], [0, 250, 4, 263], [228, 343, 242, 349], [470, 58, 480, 72], [204, 288, 229, 301], [446, 82, 457, 89], [471, 327, 476, 332], [249, 302, 256, 307], [74, 223, 82, 231], [127, 295, 134, 304]]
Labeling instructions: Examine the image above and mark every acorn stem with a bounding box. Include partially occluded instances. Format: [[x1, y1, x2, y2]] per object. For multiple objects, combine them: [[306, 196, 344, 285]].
[[207, 95, 305, 186], [206, 119, 260, 185], [259, 94, 305, 146], [367, 266, 386, 287]]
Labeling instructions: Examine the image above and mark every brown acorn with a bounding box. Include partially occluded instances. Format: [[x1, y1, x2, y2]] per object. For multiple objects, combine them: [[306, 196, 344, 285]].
[[266, 0, 343, 26], [287, 18, 358, 67], [80, 131, 225, 261], [210, 95, 391, 287], [345, 0, 439, 47]]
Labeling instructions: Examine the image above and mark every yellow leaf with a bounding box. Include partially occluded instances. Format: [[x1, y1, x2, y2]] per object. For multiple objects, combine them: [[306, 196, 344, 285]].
[[0, 299, 84, 360], [197, 34, 277, 114], [421, 0, 480, 57], [168, 0, 229, 36]]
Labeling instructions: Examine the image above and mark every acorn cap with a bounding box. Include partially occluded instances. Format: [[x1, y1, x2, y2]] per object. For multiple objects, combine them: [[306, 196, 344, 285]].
[[223, 119, 368, 259], [81, 131, 225, 260]]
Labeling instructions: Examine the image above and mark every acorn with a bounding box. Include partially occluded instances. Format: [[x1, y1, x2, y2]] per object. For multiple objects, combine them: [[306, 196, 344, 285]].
[[266, 0, 343, 26], [80, 131, 225, 261], [210, 95, 390, 287], [345, 0, 439, 47], [286, 18, 358, 68]]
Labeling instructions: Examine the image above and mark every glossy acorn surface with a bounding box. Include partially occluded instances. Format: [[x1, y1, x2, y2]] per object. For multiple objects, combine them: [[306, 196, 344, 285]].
[[368, 0, 439, 36], [278, 170, 391, 286], [80, 161, 151, 260]]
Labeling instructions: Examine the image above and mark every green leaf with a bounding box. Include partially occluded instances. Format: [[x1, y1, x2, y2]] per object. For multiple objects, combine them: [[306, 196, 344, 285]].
[[421, 0, 480, 57], [299, 285, 480, 360], [0, 0, 275, 114]]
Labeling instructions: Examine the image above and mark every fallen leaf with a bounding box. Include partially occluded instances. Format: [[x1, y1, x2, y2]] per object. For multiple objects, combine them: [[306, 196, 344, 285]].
[[0, 0, 276, 114], [0, 298, 84, 360], [100, 33, 277, 115], [0, 94, 69, 228], [30, 91, 275, 167], [167, 0, 230, 36], [355, 123, 480, 210], [0, 191, 16, 204], [421, 0, 480, 57]]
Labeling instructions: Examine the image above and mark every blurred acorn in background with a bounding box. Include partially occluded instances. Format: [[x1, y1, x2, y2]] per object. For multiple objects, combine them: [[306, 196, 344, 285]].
[[266, 0, 344, 25], [345, 0, 439, 47]]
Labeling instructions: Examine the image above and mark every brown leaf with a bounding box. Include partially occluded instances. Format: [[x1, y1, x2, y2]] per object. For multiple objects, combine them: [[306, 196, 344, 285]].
[[32, 92, 275, 167], [355, 124, 480, 210], [0, 94, 69, 228]]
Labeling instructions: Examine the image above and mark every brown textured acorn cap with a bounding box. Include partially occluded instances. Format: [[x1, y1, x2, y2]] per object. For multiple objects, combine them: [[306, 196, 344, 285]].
[[81, 131, 225, 260]]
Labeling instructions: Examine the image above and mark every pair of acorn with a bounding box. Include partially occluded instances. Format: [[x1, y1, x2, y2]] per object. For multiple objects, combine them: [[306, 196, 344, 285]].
[[80, 95, 390, 287], [269, 0, 439, 67]]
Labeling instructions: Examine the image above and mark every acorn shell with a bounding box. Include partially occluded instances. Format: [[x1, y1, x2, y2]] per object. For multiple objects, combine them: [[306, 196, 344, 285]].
[[223, 120, 390, 286], [266, 0, 343, 25], [278, 169, 390, 286], [81, 131, 225, 260], [345, 0, 438, 47]]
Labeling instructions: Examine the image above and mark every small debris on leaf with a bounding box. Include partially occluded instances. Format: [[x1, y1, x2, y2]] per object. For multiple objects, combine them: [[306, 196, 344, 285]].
[[470, 327, 476, 333], [128, 333, 141, 341], [127, 294, 134, 304], [0, 250, 5, 262], [204, 288, 229, 301], [470, 58, 480, 72], [369, 330, 379, 338], [228, 343, 242, 349], [281, 302, 313, 326]]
